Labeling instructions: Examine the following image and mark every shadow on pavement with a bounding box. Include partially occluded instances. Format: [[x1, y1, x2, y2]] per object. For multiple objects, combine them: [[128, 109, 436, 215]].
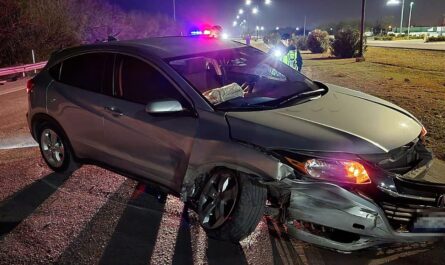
[[57, 180, 136, 265], [206, 237, 248, 265], [170, 205, 248, 265], [99, 183, 167, 265], [171, 206, 194, 265], [0, 171, 70, 239], [266, 217, 305, 265]]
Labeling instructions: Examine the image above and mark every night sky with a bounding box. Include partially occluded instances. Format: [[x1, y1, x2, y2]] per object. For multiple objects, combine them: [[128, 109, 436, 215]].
[[114, 0, 444, 30]]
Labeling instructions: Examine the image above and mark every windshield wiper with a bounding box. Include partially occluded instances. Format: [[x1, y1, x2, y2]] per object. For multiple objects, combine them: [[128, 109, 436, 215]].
[[277, 88, 326, 106]]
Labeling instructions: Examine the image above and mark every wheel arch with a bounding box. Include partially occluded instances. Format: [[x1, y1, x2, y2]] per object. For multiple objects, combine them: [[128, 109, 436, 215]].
[[180, 161, 276, 202]]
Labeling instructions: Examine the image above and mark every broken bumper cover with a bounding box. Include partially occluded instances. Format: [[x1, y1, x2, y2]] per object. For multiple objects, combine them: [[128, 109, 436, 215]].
[[283, 179, 445, 252]]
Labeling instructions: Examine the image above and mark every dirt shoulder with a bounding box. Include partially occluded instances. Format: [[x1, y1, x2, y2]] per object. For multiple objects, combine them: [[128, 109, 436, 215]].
[[0, 83, 29, 140]]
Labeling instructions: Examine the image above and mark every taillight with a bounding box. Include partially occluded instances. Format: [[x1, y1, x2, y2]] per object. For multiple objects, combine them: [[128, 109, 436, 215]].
[[26, 79, 34, 94]]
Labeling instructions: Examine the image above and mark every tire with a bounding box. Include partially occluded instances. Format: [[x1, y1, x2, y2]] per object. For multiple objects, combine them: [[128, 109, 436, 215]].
[[37, 121, 78, 173], [198, 168, 267, 242]]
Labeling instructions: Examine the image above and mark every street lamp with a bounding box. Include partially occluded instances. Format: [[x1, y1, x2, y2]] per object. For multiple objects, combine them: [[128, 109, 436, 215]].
[[387, 0, 405, 35], [172, 0, 176, 21], [233, 21, 238, 27], [252, 7, 259, 14], [246, 0, 252, 5], [239, 9, 244, 14], [407, 2, 414, 37], [265, 0, 272, 5]]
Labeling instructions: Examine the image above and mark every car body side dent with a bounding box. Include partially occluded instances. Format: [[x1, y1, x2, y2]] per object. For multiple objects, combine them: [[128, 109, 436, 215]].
[[180, 110, 294, 200]]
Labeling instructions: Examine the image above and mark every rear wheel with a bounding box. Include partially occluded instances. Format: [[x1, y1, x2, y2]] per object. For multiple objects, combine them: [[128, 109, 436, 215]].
[[198, 168, 267, 242], [38, 122, 78, 173]]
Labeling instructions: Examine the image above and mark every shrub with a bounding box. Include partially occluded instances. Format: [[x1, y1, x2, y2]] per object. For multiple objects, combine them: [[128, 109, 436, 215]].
[[307, 29, 330, 53], [331, 29, 365, 58], [426, 36, 445, 42], [374, 36, 393, 41], [294, 36, 308, 50], [263, 31, 281, 46]]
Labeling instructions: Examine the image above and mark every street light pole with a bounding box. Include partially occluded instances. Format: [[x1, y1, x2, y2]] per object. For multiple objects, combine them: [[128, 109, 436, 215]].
[[303, 16, 307, 36], [173, 0, 176, 21], [407, 2, 414, 38], [399, 0, 405, 34], [358, 0, 366, 60]]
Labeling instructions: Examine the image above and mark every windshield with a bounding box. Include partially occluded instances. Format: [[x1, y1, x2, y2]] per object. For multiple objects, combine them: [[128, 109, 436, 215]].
[[168, 46, 320, 110]]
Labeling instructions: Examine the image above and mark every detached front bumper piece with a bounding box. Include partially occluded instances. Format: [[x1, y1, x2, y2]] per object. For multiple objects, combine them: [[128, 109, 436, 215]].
[[283, 178, 445, 252]]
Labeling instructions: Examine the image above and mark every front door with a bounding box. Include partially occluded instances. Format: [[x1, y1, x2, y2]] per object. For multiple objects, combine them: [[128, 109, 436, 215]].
[[102, 54, 198, 190]]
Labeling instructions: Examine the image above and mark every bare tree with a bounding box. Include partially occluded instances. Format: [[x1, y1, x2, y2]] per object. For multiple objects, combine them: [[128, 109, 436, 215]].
[[0, 0, 183, 67]]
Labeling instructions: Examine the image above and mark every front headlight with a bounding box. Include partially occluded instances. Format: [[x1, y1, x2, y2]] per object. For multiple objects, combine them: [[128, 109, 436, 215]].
[[286, 157, 371, 184]]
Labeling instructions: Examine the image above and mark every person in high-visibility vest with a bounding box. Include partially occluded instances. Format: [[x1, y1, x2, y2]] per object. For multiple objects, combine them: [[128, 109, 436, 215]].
[[278, 34, 303, 72]]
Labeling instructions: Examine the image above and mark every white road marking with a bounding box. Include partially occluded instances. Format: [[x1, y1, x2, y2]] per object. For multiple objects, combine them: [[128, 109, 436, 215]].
[[0, 135, 38, 150], [0, 87, 25, 96]]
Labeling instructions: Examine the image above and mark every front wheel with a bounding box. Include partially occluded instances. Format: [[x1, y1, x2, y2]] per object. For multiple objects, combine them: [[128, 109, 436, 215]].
[[198, 168, 267, 242]]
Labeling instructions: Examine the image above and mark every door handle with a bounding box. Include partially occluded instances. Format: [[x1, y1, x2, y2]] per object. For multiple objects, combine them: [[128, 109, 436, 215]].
[[104, 106, 123, 117]]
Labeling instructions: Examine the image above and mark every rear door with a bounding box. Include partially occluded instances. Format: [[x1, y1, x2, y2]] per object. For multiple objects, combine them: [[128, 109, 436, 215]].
[[46, 52, 113, 159], [101, 54, 198, 189]]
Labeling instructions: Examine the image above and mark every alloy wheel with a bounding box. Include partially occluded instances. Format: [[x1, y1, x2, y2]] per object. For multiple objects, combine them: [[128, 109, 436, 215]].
[[198, 171, 239, 229], [40, 128, 65, 168]]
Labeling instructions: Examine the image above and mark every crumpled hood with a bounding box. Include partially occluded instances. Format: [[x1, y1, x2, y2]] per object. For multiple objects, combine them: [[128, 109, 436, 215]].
[[226, 84, 422, 154]]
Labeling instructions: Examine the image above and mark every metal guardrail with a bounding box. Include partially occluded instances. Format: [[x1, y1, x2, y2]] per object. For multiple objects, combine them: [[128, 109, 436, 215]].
[[0, 61, 47, 78]]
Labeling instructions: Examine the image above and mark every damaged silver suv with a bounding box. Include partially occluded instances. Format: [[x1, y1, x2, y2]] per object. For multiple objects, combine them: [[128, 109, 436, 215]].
[[27, 37, 445, 252]]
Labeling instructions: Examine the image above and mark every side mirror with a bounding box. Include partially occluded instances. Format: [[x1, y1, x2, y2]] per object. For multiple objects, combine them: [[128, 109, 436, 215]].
[[145, 99, 186, 114]]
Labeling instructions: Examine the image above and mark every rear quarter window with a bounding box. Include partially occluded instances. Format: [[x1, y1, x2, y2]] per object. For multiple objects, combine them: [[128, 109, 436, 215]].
[[48, 63, 61, 81], [59, 53, 109, 93]]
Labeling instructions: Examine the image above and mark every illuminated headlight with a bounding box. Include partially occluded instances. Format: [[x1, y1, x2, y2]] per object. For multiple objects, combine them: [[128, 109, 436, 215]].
[[286, 157, 371, 184], [221, 33, 229, 39]]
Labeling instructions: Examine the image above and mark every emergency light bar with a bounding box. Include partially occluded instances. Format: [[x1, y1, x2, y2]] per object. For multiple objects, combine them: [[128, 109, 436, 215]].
[[189, 25, 223, 38]]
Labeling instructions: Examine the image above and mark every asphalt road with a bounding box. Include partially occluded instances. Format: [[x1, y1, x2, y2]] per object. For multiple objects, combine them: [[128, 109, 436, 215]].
[[367, 39, 445, 51], [0, 80, 444, 265]]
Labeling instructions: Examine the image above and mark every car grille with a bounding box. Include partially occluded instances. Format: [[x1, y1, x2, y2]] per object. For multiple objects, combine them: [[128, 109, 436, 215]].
[[381, 202, 442, 232]]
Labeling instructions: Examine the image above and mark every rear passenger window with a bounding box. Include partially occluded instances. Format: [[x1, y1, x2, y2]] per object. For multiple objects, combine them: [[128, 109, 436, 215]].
[[117, 55, 184, 105], [60, 53, 112, 94]]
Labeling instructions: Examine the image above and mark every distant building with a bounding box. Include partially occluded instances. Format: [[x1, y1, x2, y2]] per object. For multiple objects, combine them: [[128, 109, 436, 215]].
[[391, 26, 445, 36]]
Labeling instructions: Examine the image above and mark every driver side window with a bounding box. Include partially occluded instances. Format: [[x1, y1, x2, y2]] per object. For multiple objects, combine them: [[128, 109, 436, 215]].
[[116, 55, 186, 105]]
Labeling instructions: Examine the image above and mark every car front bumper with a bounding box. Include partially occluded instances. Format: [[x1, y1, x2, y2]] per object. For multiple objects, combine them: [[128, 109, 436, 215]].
[[283, 177, 445, 252]]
